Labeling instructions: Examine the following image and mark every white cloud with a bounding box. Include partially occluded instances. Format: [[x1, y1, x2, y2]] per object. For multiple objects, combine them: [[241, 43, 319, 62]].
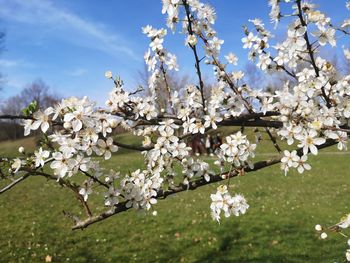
[[1, 77, 26, 99], [65, 68, 88, 77], [0, 0, 139, 60], [0, 59, 18, 68], [6, 78, 25, 89], [0, 59, 36, 68]]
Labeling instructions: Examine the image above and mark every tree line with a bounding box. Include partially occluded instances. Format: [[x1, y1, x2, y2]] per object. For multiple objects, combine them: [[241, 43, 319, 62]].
[[0, 79, 60, 141]]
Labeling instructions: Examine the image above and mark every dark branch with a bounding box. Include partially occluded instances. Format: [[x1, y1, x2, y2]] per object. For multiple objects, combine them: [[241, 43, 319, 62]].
[[0, 115, 33, 120], [71, 139, 337, 230], [296, 0, 332, 108], [183, 0, 207, 111]]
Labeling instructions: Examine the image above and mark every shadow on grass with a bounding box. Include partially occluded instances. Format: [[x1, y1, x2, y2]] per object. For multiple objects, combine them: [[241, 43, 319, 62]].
[[193, 223, 323, 263]]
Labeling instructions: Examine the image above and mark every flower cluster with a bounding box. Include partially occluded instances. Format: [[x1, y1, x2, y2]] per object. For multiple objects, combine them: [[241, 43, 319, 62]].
[[210, 185, 249, 222], [280, 150, 311, 175], [182, 158, 213, 184], [143, 25, 178, 98], [216, 131, 256, 169], [119, 169, 163, 211]]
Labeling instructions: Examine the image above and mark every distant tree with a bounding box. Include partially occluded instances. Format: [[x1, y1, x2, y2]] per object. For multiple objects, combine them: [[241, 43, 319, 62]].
[[137, 63, 191, 113], [19, 79, 59, 110], [0, 79, 60, 140]]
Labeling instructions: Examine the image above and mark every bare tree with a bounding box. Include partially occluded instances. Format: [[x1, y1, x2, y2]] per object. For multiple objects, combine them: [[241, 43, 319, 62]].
[[137, 64, 191, 113], [0, 79, 60, 140], [244, 61, 299, 93], [19, 79, 60, 109], [1, 79, 59, 116]]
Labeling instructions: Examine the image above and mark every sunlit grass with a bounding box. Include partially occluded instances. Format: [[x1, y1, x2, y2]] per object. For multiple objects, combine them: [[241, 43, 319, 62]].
[[0, 134, 349, 262], [0, 137, 36, 157]]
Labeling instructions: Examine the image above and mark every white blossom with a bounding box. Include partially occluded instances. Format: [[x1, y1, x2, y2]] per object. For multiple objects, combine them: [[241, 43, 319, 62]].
[[32, 107, 54, 133], [34, 148, 50, 168], [11, 158, 22, 174], [296, 129, 325, 155]]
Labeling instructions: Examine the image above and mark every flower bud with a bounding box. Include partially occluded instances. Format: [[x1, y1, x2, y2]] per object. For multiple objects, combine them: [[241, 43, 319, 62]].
[[346, 249, 350, 261], [105, 71, 113, 79], [18, 146, 25, 154], [315, 224, 322, 231], [187, 35, 197, 46], [320, 232, 327, 239]]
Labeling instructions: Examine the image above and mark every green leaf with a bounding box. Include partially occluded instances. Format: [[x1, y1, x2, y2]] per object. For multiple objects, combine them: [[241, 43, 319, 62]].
[[21, 100, 38, 116]]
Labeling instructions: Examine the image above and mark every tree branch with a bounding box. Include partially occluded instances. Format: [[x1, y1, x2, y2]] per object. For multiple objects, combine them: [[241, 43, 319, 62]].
[[183, 0, 207, 111], [0, 115, 33, 120], [0, 173, 30, 194], [296, 0, 332, 108], [71, 139, 337, 230], [81, 171, 109, 189], [114, 141, 152, 151], [30, 170, 93, 217]]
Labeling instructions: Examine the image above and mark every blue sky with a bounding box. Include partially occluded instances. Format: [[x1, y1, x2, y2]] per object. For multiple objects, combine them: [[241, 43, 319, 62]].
[[0, 0, 348, 105]]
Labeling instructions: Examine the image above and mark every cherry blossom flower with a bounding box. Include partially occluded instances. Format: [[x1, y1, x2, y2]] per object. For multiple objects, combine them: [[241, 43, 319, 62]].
[[104, 186, 120, 206], [150, 37, 164, 51], [336, 214, 350, 229], [95, 138, 118, 160], [346, 250, 350, 262], [165, 53, 179, 71], [315, 224, 322, 231], [225, 53, 238, 65], [281, 150, 299, 168], [242, 32, 256, 49], [312, 27, 336, 47], [34, 148, 50, 168], [296, 129, 326, 155], [79, 181, 93, 201], [50, 152, 76, 179], [11, 158, 22, 174], [186, 34, 197, 46], [208, 37, 224, 52], [189, 119, 205, 134], [203, 110, 223, 130], [63, 105, 92, 132], [32, 107, 54, 133], [295, 155, 311, 174], [257, 53, 272, 71]]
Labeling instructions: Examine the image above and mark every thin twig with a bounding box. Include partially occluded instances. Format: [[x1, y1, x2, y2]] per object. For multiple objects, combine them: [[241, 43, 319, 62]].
[[0, 173, 30, 194], [183, 0, 207, 111], [296, 0, 332, 108]]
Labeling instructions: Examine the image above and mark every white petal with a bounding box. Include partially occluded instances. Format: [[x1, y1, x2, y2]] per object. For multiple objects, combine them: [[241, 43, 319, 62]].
[[310, 145, 318, 155], [105, 151, 112, 160], [41, 122, 49, 133]]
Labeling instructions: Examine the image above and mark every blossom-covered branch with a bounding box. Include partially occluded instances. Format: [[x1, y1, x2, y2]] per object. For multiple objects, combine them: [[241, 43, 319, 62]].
[[1, 0, 350, 260]]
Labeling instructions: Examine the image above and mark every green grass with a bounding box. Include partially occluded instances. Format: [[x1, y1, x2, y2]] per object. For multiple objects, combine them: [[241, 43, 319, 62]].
[[0, 134, 349, 262], [0, 137, 36, 157]]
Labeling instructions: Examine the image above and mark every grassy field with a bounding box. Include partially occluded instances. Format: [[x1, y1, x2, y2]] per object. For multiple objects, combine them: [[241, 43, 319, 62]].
[[0, 132, 349, 262]]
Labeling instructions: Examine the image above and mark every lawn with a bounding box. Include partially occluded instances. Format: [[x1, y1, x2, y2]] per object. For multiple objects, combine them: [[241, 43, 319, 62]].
[[0, 133, 349, 262]]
